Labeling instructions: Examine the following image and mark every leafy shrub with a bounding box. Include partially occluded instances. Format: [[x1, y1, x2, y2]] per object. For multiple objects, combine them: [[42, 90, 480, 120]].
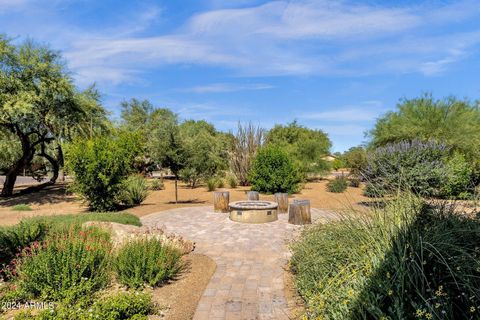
[[363, 140, 449, 197], [149, 178, 164, 191], [12, 225, 111, 303], [11, 204, 32, 211], [291, 195, 480, 319], [349, 177, 360, 188], [248, 145, 302, 194], [119, 175, 149, 206], [66, 132, 141, 211], [91, 292, 155, 320], [228, 175, 238, 188], [15, 292, 156, 320], [442, 153, 474, 199], [206, 178, 217, 192], [114, 237, 183, 289], [0, 220, 49, 276], [326, 176, 348, 193]]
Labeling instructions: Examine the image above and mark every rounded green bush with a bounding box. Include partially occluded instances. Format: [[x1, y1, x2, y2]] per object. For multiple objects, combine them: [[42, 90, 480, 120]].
[[248, 145, 302, 194], [114, 237, 183, 289], [326, 177, 348, 193], [66, 132, 142, 211]]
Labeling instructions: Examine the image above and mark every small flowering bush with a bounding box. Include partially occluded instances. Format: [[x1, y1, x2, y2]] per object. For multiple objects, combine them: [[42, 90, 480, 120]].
[[11, 225, 112, 303], [291, 194, 480, 319], [114, 237, 183, 289], [0, 220, 49, 277]]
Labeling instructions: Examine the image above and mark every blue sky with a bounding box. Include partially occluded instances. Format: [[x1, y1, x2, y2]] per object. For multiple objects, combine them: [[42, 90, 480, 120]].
[[1, 0, 480, 151]]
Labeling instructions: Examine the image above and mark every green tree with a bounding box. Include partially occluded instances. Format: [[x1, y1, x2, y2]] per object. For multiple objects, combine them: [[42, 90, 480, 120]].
[[369, 94, 480, 162], [178, 120, 228, 188], [248, 145, 302, 194], [343, 146, 367, 176], [0, 37, 107, 196], [265, 121, 331, 176]]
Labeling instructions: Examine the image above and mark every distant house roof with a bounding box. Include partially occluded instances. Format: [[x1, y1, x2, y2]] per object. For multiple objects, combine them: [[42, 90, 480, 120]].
[[322, 155, 337, 162]]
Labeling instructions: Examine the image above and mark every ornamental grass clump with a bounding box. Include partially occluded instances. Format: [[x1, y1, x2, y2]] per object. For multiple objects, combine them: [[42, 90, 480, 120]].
[[11, 225, 112, 304], [120, 175, 149, 206], [291, 194, 480, 319], [114, 237, 183, 289]]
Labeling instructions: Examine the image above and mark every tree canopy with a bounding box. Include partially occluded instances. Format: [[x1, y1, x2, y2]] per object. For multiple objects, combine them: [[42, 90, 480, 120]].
[[265, 121, 331, 175], [0, 37, 107, 196], [369, 95, 480, 162]]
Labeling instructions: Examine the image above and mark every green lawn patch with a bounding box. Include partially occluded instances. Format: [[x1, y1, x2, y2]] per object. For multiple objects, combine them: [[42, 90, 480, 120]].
[[11, 204, 32, 211]]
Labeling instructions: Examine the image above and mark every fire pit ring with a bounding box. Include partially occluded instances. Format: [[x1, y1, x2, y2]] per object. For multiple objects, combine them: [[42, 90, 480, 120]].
[[228, 200, 278, 223]]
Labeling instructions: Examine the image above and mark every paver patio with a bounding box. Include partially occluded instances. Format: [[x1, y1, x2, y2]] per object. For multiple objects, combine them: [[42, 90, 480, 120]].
[[142, 206, 337, 320]]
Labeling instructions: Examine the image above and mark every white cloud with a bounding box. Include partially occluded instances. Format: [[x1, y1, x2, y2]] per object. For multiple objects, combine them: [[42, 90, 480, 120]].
[[3, 0, 480, 84], [181, 83, 273, 93], [299, 101, 385, 122]]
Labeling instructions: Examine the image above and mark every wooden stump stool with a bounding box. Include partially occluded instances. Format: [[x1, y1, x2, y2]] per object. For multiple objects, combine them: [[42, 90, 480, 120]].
[[247, 191, 259, 201], [288, 199, 311, 225], [213, 191, 230, 213], [274, 193, 289, 214]]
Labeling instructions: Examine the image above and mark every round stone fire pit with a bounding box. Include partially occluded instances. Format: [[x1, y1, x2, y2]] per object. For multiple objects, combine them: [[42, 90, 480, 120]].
[[229, 201, 278, 223]]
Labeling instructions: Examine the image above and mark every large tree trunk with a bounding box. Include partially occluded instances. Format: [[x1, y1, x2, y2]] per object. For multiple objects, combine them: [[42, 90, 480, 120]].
[[57, 145, 65, 182], [1, 170, 18, 197], [1, 150, 34, 197]]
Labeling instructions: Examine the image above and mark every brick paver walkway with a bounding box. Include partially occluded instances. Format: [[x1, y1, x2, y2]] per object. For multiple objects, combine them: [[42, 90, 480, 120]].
[[141, 206, 336, 320]]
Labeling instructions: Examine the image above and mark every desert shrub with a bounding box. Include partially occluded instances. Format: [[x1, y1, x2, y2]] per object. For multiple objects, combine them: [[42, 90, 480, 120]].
[[248, 145, 302, 194], [228, 175, 238, 188], [11, 204, 32, 212], [119, 175, 149, 206], [349, 177, 360, 188], [291, 195, 480, 319], [12, 225, 111, 303], [442, 153, 474, 199], [66, 132, 141, 211], [0, 220, 49, 276], [326, 176, 348, 193], [149, 178, 164, 191], [363, 140, 449, 197], [206, 178, 217, 192], [114, 237, 183, 289], [14, 292, 156, 320], [216, 178, 225, 188]]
